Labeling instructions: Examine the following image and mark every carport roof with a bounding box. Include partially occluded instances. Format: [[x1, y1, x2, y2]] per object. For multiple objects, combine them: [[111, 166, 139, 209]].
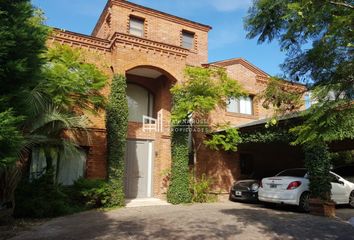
[[214, 112, 302, 133], [213, 111, 354, 151]]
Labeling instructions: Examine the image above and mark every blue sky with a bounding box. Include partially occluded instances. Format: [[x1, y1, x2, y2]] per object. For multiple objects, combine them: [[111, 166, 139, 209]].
[[31, 0, 287, 76]]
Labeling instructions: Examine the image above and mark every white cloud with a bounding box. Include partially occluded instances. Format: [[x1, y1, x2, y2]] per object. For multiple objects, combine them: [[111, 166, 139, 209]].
[[207, 0, 252, 12]]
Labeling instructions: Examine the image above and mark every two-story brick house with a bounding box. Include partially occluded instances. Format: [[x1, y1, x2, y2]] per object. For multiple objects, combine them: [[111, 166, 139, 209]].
[[47, 0, 305, 199]]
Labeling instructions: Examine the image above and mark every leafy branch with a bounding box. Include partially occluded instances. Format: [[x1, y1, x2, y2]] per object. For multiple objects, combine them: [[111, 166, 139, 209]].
[[329, 1, 354, 9]]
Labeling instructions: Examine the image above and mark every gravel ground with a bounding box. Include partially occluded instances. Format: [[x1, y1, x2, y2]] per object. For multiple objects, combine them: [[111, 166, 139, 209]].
[[8, 201, 354, 240]]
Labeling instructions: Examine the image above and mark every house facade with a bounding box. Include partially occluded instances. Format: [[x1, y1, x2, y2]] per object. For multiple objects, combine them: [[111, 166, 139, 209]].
[[48, 0, 305, 198]]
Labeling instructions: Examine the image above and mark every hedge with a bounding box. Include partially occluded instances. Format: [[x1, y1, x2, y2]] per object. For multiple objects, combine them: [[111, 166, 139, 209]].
[[304, 142, 332, 201]]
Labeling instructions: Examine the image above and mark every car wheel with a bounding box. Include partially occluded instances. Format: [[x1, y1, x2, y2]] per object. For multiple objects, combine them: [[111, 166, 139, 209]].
[[229, 192, 234, 202], [350, 191, 354, 208], [299, 192, 310, 212]]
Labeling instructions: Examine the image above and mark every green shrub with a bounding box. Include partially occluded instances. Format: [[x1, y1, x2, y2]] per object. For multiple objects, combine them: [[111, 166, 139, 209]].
[[14, 172, 80, 218], [14, 175, 125, 219], [167, 125, 192, 204], [190, 173, 217, 203], [105, 74, 128, 207], [67, 178, 106, 208], [69, 178, 123, 208]]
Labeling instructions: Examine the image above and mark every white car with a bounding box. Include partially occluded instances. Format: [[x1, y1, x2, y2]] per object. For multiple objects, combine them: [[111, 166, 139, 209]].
[[258, 168, 354, 212]]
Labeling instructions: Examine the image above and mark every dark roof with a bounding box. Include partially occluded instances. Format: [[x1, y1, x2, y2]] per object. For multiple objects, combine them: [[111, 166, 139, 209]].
[[214, 112, 303, 133]]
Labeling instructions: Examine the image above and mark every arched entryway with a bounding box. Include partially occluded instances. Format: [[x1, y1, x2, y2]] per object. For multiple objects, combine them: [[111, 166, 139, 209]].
[[124, 66, 176, 199]]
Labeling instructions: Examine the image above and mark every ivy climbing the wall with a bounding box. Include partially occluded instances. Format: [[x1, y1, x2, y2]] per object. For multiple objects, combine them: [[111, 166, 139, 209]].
[[167, 124, 192, 204], [106, 74, 128, 207]]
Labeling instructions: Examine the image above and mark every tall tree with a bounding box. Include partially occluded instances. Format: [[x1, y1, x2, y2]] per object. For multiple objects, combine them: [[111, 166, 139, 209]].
[[0, 1, 109, 217], [0, 110, 24, 167], [0, 0, 48, 219], [0, 0, 49, 112], [0, 0, 48, 166], [245, 0, 354, 144], [245, 0, 354, 202]]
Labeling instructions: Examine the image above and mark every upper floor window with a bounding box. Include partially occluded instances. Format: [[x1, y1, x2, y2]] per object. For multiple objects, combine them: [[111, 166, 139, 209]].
[[182, 30, 195, 49], [227, 96, 253, 115], [129, 16, 144, 37], [127, 84, 154, 122], [305, 90, 349, 110]]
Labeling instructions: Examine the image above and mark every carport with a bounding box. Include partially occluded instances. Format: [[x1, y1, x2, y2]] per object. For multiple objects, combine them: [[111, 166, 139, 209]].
[[232, 115, 354, 179], [237, 142, 304, 178], [216, 116, 304, 180], [201, 114, 353, 193]]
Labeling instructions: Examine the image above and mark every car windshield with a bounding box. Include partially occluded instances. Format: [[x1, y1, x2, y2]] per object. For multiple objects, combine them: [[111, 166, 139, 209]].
[[332, 166, 354, 177], [332, 166, 354, 183], [344, 177, 354, 183], [276, 169, 307, 177], [247, 170, 281, 179]]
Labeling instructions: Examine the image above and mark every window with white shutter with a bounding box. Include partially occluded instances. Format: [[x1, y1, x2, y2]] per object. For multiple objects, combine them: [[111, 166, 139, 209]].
[[129, 16, 144, 37]]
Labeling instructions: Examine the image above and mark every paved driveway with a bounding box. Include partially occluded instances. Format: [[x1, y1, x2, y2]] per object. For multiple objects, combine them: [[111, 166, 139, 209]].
[[10, 201, 354, 240]]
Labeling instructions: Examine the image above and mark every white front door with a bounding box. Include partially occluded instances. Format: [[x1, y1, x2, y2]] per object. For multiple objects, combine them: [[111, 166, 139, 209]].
[[125, 140, 154, 199]]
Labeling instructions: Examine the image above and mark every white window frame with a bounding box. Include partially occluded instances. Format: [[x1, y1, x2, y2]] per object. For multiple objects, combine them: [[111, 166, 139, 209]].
[[227, 96, 253, 115]]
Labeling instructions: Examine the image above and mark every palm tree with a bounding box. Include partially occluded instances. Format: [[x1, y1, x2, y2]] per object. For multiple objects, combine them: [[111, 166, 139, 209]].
[[22, 88, 90, 179], [0, 89, 89, 220], [0, 44, 107, 219]]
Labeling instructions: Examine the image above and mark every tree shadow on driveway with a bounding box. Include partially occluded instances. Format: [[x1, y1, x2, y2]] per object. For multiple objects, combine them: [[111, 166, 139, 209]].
[[10, 207, 243, 240], [9, 203, 354, 240], [220, 206, 354, 240]]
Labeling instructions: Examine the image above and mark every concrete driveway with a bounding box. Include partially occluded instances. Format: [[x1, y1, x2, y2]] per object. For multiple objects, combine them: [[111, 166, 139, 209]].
[[10, 201, 354, 240]]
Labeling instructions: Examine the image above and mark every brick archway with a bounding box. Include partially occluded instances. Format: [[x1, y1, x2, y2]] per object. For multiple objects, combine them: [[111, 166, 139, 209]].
[[124, 65, 175, 198], [126, 65, 179, 84]]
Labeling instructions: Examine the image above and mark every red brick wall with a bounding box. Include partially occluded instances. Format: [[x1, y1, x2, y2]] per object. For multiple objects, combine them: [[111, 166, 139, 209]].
[[85, 130, 108, 179], [48, 1, 307, 198], [196, 139, 240, 193], [93, 1, 210, 66]]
